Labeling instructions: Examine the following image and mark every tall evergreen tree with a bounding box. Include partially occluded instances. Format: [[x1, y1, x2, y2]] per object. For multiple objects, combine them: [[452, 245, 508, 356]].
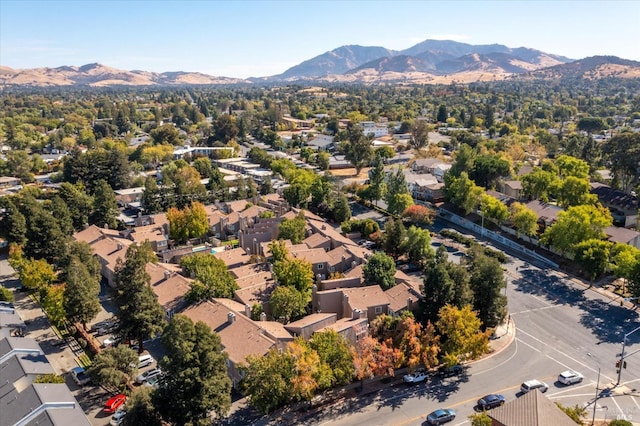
[[90, 179, 119, 229], [114, 243, 166, 353], [63, 258, 101, 329], [367, 156, 386, 206], [154, 315, 232, 424]]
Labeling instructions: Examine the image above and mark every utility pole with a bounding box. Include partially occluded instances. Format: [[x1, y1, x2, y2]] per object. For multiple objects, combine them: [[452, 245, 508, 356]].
[[588, 352, 601, 426], [616, 324, 640, 386]]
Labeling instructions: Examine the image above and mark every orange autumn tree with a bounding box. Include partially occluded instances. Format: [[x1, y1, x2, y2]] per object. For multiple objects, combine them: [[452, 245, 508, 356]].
[[286, 338, 332, 401]]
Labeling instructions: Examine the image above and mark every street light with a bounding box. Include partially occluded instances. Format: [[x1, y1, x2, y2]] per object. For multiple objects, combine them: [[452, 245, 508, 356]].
[[616, 324, 640, 386], [587, 352, 601, 426]]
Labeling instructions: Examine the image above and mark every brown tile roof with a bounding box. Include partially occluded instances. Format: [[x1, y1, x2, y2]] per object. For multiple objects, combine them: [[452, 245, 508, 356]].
[[321, 316, 368, 334], [226, 200, 251, 213], [127, 224, 167, 244], [181, 300, 276, 364], [488, 389, 576, 426], [291, 247, 331, 265], [384, 282, 421, 313], [150, 271, 191, 313], [285, 313, 337, 329], [234, 270, 273, 290], [229, 263, 271, 280], [73, 225, 107, 245], [303, 233, 331, 249], [214, 247, 251, 268], [239, 205, 267, 220], [327, 246, 352, 266], [234, 281, 277, 306], [525, 200, 563, 222], [307, 219, 357, 247], [605, 225, 640, 244], [344, 264, 364, 278], [213, 297, 249, 314], [342, 285, 390, 310], [292, 208, 325, 222], [90, 237, 132, 270], [255, 321, 294, 341]]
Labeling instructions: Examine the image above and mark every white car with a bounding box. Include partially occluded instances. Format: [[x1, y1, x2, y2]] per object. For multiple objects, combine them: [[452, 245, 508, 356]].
[[110, 409, 126, 425], [136, 367, 162, 384], [558, 370, 584, 385], [403, 369, 428, 384]]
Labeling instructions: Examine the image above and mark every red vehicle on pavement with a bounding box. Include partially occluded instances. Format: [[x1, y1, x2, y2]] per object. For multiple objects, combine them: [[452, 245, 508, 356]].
[[103, 394, 127, 414]]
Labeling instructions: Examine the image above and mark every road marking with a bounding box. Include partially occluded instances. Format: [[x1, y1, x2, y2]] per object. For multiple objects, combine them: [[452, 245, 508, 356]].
[[517, 328, 616, 382], [473, 336, 520, 376], [511, 305, 558, 315]]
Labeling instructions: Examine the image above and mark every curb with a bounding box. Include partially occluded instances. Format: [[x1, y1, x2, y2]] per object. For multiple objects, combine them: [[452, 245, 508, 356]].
[[469, 317, 516, 366]]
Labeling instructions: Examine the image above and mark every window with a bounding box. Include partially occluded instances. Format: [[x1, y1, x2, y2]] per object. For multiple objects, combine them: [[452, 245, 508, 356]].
[[317, 264, 324, 270], [375, 306, 382, 314]]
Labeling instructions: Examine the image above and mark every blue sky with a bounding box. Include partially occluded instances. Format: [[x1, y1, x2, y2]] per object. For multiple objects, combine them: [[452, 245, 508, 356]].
[[1, 1, 639, 78]]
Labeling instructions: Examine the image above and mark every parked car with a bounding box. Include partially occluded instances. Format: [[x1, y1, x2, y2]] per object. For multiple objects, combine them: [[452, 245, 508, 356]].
[[426, 408, 456, 424], [403, 369, 428, 384], [96, 322, 118, 336], [110, 409, 126, 425], [438, 364, 464, 378], [143, 376, 160, 388], [477, 394, 505, 410], [102, 335, 120, 348], [103, 394, 127, 414], [70, 366, 91, 386], [136, 368, 162, 384], [558, 370, 584, 385], [91, 318, 116, 333], [520, 379, 548, 394]]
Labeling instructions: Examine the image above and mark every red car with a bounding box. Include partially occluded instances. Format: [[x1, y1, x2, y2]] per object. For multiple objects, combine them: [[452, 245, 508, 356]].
[[103, 394, 126, 414]]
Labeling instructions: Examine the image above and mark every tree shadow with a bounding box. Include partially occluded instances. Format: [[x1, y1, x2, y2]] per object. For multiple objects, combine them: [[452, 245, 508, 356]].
[[512, 269, 639, 344]]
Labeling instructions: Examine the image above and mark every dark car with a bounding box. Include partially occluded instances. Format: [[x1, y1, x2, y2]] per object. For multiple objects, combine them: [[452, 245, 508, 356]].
[[426, 408, 456, 424], [438, 364, 464, 378], [477, 393, 505, 410]]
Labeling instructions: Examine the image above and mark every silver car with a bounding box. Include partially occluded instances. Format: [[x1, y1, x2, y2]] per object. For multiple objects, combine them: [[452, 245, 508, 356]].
[[558, 370, 583, 385], [135, 367, 162, 384]]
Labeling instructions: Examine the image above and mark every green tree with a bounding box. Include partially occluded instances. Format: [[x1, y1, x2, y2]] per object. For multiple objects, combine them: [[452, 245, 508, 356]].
[[445, 172, 484, 215], [436, 304, 490, 362], [3, 201, 27, 245], [308, 329, 354, 386], [155, 315, 232, 424], [387, 193, 414, 217], [40, 284, 66, 327], [469, 154, 511, 189], [34, 373, 66, 384], [383, 218, 407, 259], [0, 286, 14, 303], [576, 116, 605, 135], [509, 202, 538, 238], [469, 412, 492, 426], [58, 182, 93, 231], [521, 167, 556, 202], [212, 114, 239, 143], [90, 179, 119, 229], [468, 250, 507, 329], [122, 387, 162, 426], [273, 257, 314, 297], [270, 286, 308, 323], [19, 258, 56, 291], [286, 338, 332, 400], [88, 345, 138, 390], [540, 204, 612, 255], [142, 176, 162, 214], [385, 167, 412, 215], [331, 193, 351, 223], [316, 151, 330, 171], [363, 252, 396, 290], [63, 258, 101, 329], [260, 175, 274, 195], [277, 212, 307, 244], [115, 243, 167, 354], [574, 239, 612, 282], [555, 176, 597, 208], [403, 226, 434, 267], [24, 206, 68, 264], [437, 104, 448, 123], [167, 201, 210, 243], [554, 402, 587, 424], [410, 120, 431, 151], [480, 194, 509, 224], [555, 154, 590, 179], [367, 156, 387, 206], [241, 348, 294, 414], [283, 182, 310, 208], [48, 195, 74, 236], [602, 133, 640, 193], [268, 240, 289, 263], [181, 253, 238, 300], [421, 252, 456, 325], [343, 124, 373, 176]]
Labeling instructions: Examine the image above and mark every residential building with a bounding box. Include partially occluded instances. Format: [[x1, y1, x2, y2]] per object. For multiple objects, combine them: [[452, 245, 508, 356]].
[[591, 183, 639, 228], [313, 285, 391, 323], [181, 300, 278, 388], [498, 180, 524, 200], [487, 389, 575, 426], [0, 306, 26, 338]]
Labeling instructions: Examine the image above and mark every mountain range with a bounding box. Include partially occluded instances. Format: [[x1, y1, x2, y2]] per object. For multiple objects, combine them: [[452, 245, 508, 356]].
[[2, 39, 640, 87]]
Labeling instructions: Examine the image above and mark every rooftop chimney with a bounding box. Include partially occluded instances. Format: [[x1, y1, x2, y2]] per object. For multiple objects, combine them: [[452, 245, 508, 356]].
[[407, 297, 413, 311], [164, 271, 171, 281], [260, 312, 267, 322], [244, 305, 251, 317], [227, 312, 236, 324]]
